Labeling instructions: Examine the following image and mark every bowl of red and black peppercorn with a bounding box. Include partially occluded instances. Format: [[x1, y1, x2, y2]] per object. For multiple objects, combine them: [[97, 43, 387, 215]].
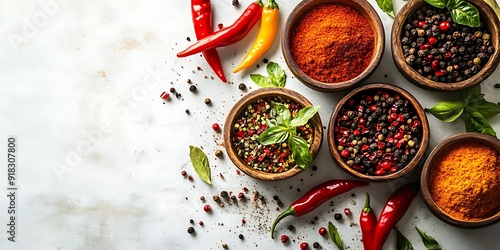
[[281, 0, 385, 92], [223, 87, 323, 181], [327, 83, 430, 181], [392, 0, 500, 91]]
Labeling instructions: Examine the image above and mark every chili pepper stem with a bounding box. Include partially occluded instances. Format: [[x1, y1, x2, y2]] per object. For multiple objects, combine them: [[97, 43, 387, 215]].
[[270, 206, 296, 239], [363, 193, 371, 213]]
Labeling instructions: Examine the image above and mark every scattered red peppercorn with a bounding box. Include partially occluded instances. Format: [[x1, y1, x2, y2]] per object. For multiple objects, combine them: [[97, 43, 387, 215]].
[[300, 242, 309, 250], [439, 21, 451, 32], [188, 175, 193, 181], [318, 227, 327, 236], [203, 204, 211, 212], [218, 23, 223, 29], [344, 208, 351, 215], [241, 218, 246, 224], [181, 170, 187, 176], [160, 91, 170, 99], [281, 235, 289, 244], [212, 123, 221, 131]]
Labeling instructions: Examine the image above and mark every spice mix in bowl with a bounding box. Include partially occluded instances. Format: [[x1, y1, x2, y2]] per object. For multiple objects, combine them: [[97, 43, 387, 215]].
[[327, 83, 430, 181], [392, 0, 500, 91], [223, 88, 323, 181], [421, 132, 500, 228], [282, 0, 384, 92]]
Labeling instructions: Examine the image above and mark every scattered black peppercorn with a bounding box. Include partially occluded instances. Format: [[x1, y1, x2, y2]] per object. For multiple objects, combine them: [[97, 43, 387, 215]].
[[220, 191, 228, 198], [189, 219, 194, 224], [232, 0, 239, 6], [187, 226, 195, 234], [334, 213, 342, 220], [312, 165, 318, 171], [204, 98, 212, 105], [215, 149, 223, 157], [494, 83, 500, 88], [287, 225, 295, 231], [238, 83, 246, 90], [185, 109, 190, 114], [187, 79, 192, 84], [313, 242, 320, 248], [186, 37, 191, 42], [213, 195, 220, 202], [169, 87, 176, 93], [263, 58, 269, 63], [189, 85, 197, 92]]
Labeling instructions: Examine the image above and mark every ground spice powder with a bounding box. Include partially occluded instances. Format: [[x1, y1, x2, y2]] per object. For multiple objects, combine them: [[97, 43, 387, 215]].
[[290, 4, 374, 83], [430, 142, 500, 221]]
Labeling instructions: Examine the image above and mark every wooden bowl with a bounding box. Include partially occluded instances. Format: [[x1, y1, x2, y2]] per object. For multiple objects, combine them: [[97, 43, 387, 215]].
[[281, 0, 385, 92], [392, 0, 500, 91], [223, 88, 323, 181], [327, 83, 430, 181], [421, 132, 500, 228]]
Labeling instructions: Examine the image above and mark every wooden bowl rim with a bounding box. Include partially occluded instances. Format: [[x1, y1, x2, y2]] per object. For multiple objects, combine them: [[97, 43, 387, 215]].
[[223, 88, 323, 181], [281, 0, 385, 92], [391, 0, 500, 91], [327, 83, 430, 181], [420, 132, 500, 228]]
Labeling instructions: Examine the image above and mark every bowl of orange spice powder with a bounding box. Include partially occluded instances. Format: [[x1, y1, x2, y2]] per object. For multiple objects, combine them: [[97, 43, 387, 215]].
[[421, 132, 500, 228], [281, 0, 385, 92]]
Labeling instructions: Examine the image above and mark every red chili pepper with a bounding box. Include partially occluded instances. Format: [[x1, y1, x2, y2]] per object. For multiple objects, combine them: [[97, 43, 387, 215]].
[[372, 182, 419, 250], [177, 0, 263, 58], [191, 0, 227, 82], [270, 179, 369, 239], [360, 193, 376, 250]]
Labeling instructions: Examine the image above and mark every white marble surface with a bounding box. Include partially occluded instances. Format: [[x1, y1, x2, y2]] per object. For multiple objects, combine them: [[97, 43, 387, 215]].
[[1, 0, 499, 249]]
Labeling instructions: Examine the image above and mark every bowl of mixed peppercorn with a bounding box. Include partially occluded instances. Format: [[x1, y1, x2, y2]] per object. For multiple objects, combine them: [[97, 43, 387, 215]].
[[223, 88, 323, 180], [327, 83, 430, 181], [281, 0, 385, 92], [392, 0, 500, 91]]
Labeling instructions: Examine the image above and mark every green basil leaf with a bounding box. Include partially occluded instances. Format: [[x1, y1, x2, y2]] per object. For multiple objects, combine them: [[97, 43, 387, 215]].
[[450, 2, 481, 27], [274, 104, 292, 125], [376, 0, 395, 17], [258, 126, 290, 145], [288, 135, 312, 169], [425, 0, 447, 8], [328, 222, 344, 250], [189, 146, 212, 185], [425, 101, 464, 122], [415, 227, 442, 250], [266, 62, 286, 87], [396, 228, 414, 250], [266, 118, 278, 128], [290, 105, 320, 128], [250, 74, 274, 88], [460, 84, 481, 104], [446, 0, 461, 9], [468, 93, 486, 104], [469, 99, 500, 119], [464, 111, 497, 136]]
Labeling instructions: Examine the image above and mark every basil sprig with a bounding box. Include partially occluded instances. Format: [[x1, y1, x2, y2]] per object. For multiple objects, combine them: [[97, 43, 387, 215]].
[[425, 84, 500, 137], [425, 0, 480, 27], [416, 227, 443, 250], [328, 222, 344, 250], [396, 228, 414, 250], [189, 146, 212, 185], [250, 61, 286, 88], [376, 0, 395, 17], [258, 104, 320, 168]]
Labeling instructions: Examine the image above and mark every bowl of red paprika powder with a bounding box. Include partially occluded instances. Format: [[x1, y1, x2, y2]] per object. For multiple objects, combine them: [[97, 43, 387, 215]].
[[281, 0, 385, 92], [421, 132, 500, 228], [223, 88, 323, 181], [391, 0, 500, 91], [327, 83, 430, 181]]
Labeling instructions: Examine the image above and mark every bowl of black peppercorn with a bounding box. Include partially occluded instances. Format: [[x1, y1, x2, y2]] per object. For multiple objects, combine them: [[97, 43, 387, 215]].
[[327, 83, 430, 181], [392, 0, 500, 91]]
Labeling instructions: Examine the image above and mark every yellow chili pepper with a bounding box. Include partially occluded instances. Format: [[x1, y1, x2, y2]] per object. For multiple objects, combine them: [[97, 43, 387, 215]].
[[233, 0, 279, 73]]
